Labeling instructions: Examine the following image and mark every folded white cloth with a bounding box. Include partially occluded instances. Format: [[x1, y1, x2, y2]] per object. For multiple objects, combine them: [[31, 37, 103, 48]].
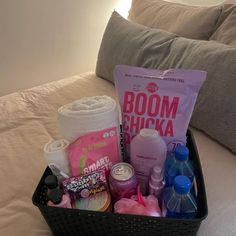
[[43, 139, 71, 176], [58, 96, 119, 142]]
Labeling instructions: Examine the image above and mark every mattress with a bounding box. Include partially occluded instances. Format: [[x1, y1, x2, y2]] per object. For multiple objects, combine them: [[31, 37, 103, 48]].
[[0, 73, 235, 236]]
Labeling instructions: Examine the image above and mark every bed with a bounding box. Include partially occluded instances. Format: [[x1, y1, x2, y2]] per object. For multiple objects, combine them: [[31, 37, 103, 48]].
[[0, 0, 236, 235], [0, 72, 235, 235]]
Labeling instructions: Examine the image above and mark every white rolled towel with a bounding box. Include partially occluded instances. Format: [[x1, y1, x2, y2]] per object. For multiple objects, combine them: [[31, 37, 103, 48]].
[[43, 139, 71, 176], [58, 96, 119, 142]]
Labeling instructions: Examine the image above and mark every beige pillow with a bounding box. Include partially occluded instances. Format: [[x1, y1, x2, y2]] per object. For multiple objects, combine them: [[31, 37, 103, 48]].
[[210, 4, 236, 46], [128, 0, 222, 40]]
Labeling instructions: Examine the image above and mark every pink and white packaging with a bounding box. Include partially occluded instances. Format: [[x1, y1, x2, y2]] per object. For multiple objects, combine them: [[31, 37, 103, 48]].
[[114, 65, 206, 156], [114, 195, 161, 217], [68, 127, 121, 177]]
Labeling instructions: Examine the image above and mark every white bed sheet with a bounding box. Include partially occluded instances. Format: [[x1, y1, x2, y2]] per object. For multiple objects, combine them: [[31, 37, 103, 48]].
[[0, 73, 235, 235]]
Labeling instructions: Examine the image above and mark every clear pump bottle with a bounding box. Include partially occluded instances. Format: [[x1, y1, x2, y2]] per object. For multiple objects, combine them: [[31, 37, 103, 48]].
[[149, 165, 165, 198]]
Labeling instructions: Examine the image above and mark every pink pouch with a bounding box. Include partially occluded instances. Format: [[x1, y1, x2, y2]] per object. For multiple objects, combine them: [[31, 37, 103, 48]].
[[68, 127, 121, 177], [114, 185, 161, 217], [114, 65, 206, 156]]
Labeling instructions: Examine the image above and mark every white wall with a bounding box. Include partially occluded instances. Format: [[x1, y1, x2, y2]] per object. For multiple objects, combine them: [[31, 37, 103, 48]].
[[0, 0, 231, 96], [0, 0, 131, 96]]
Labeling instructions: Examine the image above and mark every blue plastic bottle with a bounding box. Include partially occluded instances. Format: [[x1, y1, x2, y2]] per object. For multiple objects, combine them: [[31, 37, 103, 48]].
[[165, 145, 194, 187], [162, 175, 197, 218]]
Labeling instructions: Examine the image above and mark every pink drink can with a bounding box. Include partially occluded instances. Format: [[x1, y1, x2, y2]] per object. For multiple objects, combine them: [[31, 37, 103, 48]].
[[109, 162, 138, 202]]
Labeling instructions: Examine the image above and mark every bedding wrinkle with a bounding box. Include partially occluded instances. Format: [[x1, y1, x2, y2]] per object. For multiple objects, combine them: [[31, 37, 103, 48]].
[[0, 121, 53, 235], [0, 121, 52, 198], [0, 117, 52, 133], [0, 197, 42, 235]]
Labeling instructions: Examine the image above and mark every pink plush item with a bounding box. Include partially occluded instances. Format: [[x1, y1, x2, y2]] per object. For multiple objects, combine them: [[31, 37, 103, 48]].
[[114, 195, 161, 217]]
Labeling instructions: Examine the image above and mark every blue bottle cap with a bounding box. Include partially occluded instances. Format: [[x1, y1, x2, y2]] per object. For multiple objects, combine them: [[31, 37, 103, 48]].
[[173, 175, 191, 194], [175, 145, 189, 161]]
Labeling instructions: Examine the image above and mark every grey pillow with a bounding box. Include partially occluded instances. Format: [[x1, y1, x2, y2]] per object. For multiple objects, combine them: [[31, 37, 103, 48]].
[[96, 11, 236, 153]]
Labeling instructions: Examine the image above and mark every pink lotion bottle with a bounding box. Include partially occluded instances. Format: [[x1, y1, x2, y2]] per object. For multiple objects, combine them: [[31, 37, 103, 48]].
[[47, 188, 72, 209], [130, 128, 167, 195]]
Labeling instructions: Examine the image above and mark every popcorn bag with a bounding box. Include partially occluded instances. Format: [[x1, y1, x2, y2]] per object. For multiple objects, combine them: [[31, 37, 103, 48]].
[[114, 65, 206, 156]]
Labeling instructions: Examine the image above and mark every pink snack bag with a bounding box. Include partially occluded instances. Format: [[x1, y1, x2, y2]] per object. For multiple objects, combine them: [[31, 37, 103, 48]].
[[114, 65, 206, 156], [68, 127, 121, 177]]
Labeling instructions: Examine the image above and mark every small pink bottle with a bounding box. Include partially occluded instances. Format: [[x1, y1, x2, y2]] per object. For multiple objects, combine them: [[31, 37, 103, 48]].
[[130, 128, 167, 195], [149, 165, 165, 198], [47, 188, 72, 208]]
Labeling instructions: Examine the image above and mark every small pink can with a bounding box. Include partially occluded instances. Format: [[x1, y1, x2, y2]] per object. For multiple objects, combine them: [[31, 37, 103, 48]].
[[109, 162, 138, 202]]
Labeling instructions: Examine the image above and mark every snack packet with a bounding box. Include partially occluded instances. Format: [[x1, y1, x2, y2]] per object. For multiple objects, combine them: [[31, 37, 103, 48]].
[[62, 169, 107, 200], [68, 127, 121, 177], [114, 65, 206, 157]]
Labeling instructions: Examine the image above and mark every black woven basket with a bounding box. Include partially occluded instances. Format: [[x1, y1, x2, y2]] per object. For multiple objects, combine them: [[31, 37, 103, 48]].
[[32, 129, 208, 236]]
